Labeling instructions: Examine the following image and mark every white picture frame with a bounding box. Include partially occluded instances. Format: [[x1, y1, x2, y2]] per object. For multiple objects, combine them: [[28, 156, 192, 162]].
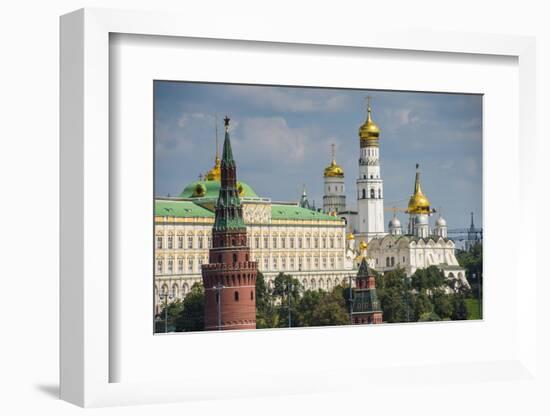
[[60, 8, 538, 408]]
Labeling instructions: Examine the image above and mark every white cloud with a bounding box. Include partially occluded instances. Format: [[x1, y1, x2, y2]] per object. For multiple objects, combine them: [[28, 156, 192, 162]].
[[224, 86, 351, 113], [234, 117, 309, 163], [177, 112, 215, 129], [439, 160, 455, 169]]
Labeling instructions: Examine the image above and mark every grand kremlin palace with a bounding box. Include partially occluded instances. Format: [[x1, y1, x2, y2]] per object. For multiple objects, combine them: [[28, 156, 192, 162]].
[[154, 164, 353, 313]]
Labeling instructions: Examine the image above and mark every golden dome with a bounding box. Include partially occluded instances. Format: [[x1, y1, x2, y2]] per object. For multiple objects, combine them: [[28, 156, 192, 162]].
[[407, 164, 432, 214], [324, 159, 344, 178], [347, 233, 355, 240], [359, 240, 368, 250], [204, 157, 221, 181], [359, 98, 380, 148], [324, 144, 344, 178]]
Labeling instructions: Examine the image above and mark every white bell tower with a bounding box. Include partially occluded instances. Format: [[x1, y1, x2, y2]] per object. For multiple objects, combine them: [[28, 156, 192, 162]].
[[356, 97, 385, 242]]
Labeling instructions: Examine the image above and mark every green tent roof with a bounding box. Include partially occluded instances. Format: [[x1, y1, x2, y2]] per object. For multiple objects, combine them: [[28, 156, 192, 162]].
[[155, 200, 214, 218], [271, 204, 341, 221], [178, 180, 259, 199]]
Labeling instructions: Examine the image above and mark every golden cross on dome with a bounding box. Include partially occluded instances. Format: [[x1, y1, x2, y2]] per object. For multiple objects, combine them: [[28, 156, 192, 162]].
[[331, 143, 336, 161]]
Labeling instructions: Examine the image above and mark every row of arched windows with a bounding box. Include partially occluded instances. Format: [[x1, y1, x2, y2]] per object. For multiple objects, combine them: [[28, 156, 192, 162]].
[[361, 188, 382, 199]]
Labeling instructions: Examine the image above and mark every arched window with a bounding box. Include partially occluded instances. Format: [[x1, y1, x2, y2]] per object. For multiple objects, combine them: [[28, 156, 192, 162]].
[[250, 291, 254, 300], [370, 189, 375, 198], [386, 257, 390, 267], [378, 189, 382, 198], [234, 291, 239, 301], [233, 253, 237, 264], [362, 189, 366, 199], [370, 175, 373, 179], [391, 257, 395, 267]]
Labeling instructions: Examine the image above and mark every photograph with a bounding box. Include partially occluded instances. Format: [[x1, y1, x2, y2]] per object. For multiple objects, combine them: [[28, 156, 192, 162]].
[[153, 82, 483, 333]]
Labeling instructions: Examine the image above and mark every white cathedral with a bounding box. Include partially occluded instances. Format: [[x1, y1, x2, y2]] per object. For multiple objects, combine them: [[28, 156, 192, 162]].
[[324, 99, 468, 286]]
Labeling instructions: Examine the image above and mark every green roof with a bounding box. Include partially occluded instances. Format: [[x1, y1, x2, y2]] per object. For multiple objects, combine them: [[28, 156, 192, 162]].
[[271, 204, 341, 221], [178, 180, 259, 199], [155, 200, 342, 222], [155, 200, 214, 218]]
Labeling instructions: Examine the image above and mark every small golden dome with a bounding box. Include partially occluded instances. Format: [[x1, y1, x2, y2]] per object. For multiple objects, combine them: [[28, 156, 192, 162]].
[[407, 164, 431, 214], [359, 240, 368, 250], [204, 157, 221, 181], [347, 233, 355, 240], [359, 98, 380, 148], [324, 159, 344, 178], [324, 144, 344, 178]]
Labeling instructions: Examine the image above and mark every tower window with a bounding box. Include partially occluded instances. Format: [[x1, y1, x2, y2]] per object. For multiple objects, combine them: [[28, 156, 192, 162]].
[[233, 253, 237, 264], [362, 189, 366, 199], [251, 291, 254, 300], [370, 189, 375, 198], [234, 291, 239, 301], [370, 175, 373, 179], [378, 189, 382, 199]]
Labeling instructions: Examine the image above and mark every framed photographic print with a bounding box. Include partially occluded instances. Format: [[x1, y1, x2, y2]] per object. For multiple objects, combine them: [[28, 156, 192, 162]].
[[60, 7, 538, 408]]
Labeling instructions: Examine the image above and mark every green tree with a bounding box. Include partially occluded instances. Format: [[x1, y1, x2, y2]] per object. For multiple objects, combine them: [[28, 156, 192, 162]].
[[309, 288, 349, 327], [156, 299, 184, 333], [272, 273, 302, 327], [255, 272, 278, 328], [295, 289, 324, 327], [174, 282, 205, 332], [377, 268, 408, 323], [456, 243, 483, 286], [451, 294, 468, 320], [413, 291, 433, 321], [418, 311, 441, 322], [411, 266, 446, 292], [432, 290, 453, 320]]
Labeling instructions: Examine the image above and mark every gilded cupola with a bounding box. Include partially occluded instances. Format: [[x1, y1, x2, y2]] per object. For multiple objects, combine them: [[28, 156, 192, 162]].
[[204, 115, 222, 181], [407, 164, 432, 215], [204, 156, 221, 181], [358, 96, 380, 148], [323, 144, 345, 178]]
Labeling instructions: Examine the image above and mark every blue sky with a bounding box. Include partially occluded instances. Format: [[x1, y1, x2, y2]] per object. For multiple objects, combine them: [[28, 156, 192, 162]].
[[154, 82, 482, 230]]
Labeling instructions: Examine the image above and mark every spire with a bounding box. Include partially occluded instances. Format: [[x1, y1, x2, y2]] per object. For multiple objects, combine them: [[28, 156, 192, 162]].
[[204, 114, 222, 181], [357, 257, 370, 277], [221, 116, 234, 167], [407, 163, 431, 214], [367, 96, 373, 122], [414, 163, 421, 194], [213, 116, 245, 231]]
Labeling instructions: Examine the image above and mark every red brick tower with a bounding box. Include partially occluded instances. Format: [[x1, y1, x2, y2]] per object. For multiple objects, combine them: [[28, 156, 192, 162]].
[[351, 258, 383, 324], [201, 116, 257, 330]]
